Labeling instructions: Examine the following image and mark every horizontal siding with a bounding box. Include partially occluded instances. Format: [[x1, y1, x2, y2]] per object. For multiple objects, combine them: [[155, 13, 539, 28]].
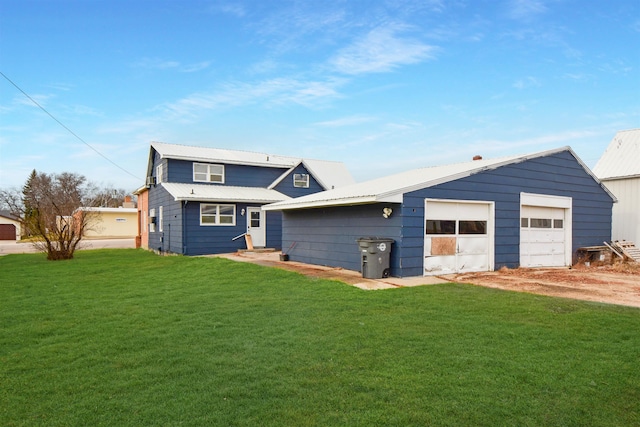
[[182, 202, 282, 255], [273, 164, 325, 198], [166, 158, 286, 187], [280, 151, 613, 278], [402, 150, 613, 273], [283, 204, 402, 274]]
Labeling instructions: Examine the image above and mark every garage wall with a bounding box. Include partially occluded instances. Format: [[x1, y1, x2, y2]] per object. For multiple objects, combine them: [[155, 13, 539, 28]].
[[402, 150, 613, 275], [282, 204, 402, 274]]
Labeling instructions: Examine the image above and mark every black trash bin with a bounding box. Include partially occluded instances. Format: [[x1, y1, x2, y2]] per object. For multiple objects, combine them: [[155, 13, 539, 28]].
[[356, 237, 394, 279]]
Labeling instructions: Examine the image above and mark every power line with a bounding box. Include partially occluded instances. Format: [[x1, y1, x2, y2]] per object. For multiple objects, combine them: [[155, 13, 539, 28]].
[[1, 71, 142, 181]]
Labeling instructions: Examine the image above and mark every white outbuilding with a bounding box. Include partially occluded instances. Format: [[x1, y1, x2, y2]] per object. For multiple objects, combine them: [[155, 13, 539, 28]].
[[593, 129, 640, 243]]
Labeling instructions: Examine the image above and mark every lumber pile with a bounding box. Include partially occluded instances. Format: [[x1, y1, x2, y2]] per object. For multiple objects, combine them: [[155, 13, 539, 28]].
[[611, 241, 640, 263]]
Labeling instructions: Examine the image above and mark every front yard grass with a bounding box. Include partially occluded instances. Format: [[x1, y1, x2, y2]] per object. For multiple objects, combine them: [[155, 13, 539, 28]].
[[1, 249, 639, 426]]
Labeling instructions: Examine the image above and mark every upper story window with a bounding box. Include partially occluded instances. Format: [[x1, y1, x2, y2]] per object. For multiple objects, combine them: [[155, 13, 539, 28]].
[[293, 173, 309, 188], [194, 163, 224, 183], [156, 164, 163, 183]]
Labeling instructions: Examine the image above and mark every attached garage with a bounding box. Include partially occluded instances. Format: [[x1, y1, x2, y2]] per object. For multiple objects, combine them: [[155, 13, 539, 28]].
[[264, 147, 615, 278]]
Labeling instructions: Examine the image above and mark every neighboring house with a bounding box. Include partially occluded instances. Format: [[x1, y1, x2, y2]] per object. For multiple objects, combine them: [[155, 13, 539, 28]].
[[134, 185, 149, 249], [592, 129, 640, 243], [0, 210, 21, 240], [264, 147, 615, 277], [143, 141, 353, 255], [77, 207, 138, 238]]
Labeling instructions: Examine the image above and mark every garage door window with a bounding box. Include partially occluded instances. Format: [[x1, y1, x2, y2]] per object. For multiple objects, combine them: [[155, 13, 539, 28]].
[[522, 218, 564, 229], [459, 220, 487, 235], [426, 220, 486, 235], [426, 220, 456, 234]]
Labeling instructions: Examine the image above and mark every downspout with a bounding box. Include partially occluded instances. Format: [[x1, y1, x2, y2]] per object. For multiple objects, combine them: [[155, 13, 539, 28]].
[[182, 200, 188, 255]]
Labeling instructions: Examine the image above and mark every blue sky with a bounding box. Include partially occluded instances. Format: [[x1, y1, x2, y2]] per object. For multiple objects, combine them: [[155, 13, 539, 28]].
[[1, 0, 639, 191]]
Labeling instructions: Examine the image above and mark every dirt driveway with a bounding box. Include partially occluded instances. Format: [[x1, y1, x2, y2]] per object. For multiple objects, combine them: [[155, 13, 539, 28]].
[[450, 263, 640, 308]]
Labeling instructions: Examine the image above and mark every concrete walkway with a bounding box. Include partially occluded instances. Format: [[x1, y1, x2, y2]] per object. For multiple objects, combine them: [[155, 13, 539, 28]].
[[214, 250, 450, 290]]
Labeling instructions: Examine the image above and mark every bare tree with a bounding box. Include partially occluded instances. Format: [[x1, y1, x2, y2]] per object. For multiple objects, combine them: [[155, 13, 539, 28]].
[[0, 170, 102, 260]]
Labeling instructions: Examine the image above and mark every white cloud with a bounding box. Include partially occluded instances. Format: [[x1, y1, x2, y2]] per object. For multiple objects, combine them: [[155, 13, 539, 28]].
[[314, 115, 377, 127], [212, 2, 246, 18], [508, 0, 548, 20], [513, 76, 541, 89], [158, 77, 346, 119], [329, 25, 436, 75], [132, 58, 211, 73]]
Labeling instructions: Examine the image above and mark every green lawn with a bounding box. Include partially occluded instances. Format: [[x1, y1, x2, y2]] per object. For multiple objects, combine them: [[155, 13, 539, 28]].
[[1, 250, 639, 426]]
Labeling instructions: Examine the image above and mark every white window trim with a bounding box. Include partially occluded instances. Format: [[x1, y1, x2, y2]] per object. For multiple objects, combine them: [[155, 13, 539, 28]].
[[156, 164, 163, 183], [158, 206, 163, 232], [193, 163, 225, 183], [293, 173, 309, 188], [149, 208, 156, 233], [200, 203, 236, 226]]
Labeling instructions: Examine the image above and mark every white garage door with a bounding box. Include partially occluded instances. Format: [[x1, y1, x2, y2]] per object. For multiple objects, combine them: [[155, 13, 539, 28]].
[[424, 199, 494, 275], [520, 193, 572, 268]]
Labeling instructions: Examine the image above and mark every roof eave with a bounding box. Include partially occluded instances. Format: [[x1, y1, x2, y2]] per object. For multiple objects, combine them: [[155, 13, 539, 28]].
[[264, 195, 385, 211]]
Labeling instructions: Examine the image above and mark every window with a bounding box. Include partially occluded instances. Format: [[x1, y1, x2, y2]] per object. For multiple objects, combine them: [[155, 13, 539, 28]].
[[149, 208, 156, 232], [427, 220, 487, 235], [553, 219, 564, 229], [200, 204, 235, 226], [521, 218, 529, 228], [426, 220, 456, 235], [159, 206, 163, 232], [250, 211, 260, 228], [530, 218, 552, 228], [156, 164, 163, 183], [293, 173, 309, 188], [459, 220, 487, 235], [194, 163, 224, 183]]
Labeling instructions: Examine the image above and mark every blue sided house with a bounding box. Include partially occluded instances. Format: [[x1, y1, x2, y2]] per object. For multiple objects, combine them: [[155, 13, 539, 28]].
[[144, 141, 354, 255], [264, 147, 616, 277]]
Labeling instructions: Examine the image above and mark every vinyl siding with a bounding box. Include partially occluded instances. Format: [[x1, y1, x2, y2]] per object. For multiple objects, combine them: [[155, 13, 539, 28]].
[[281, 151, 613, 277], [146, 146, 344, 255], [282, 204, 402, 274], [601, 177, 640, 242], [165, 158, 287, 187], [273, 164, 325, 198]]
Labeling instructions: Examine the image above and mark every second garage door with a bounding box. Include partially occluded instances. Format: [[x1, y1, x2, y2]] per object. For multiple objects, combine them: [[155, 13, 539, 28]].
[[520, 193, 572, 268]]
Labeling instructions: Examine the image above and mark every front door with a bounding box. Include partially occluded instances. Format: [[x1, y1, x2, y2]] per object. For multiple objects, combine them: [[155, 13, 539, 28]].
[[247, 207, 266, 248]]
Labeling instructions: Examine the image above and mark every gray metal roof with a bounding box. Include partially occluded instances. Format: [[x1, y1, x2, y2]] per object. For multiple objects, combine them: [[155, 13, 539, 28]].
[[264, 146, 613, 211], [161, 182, 291, 204], [149, 141, 354, 191], [592, 129, 640, 180]]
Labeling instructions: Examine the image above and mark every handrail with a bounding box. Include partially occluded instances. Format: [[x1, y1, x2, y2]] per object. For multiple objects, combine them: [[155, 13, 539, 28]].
[[232, 232, 247, 241]]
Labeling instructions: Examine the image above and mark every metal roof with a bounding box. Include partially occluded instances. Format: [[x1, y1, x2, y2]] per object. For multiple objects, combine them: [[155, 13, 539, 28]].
[[592, 129, 640, 180], [151, 141, 298, 168], [264, 146, 613, 211], [161, 182, 291, 204], [148, 141, 354, 190]]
